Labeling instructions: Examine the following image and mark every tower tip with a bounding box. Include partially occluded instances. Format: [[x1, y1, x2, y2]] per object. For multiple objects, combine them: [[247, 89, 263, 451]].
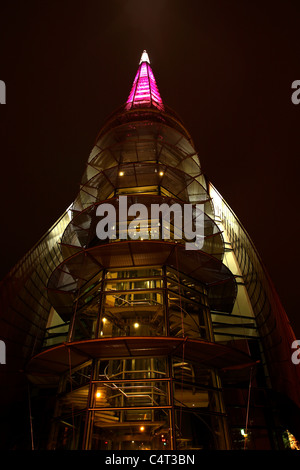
[[126, 50, 163, 111], [139, 50, 150, 64]]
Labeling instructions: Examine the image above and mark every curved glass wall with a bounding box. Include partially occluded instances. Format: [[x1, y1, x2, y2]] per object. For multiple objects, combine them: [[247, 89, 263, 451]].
[[1, 53, 298, 452], [48, 357, 228, 450], [64, 266, 211, 344]]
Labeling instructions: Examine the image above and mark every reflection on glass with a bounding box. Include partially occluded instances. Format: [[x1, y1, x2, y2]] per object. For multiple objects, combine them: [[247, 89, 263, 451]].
[[50, 413, 86, 450], [91, 380, 169, 408], [90, 409, 171, 450], [96, 358, 167, 380]]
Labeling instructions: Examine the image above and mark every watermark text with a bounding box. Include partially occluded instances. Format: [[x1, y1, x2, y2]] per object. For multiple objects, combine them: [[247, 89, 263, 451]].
[[0, 340, 6, 364], [95, 196, 205, 251], [291, 340, 300, 365], [0, 80, 6, 104], [291, 80, 300, 105]]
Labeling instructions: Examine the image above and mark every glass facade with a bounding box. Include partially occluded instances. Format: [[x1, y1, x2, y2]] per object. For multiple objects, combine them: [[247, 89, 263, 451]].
[[57, 266, 210, 343], [1, 51, 300, 451], [47, 356, 228, 450]]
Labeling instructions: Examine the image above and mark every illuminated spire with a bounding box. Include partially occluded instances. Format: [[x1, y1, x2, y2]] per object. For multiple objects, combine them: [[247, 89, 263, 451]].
[[126, 50, 164, 111]]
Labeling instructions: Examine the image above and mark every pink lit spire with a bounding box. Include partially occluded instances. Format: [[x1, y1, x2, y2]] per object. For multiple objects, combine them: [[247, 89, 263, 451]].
[[126, 50, 164, 111]]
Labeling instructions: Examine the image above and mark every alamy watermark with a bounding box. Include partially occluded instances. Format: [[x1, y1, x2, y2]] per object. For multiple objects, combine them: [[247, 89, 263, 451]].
[[291, 340, 300, 365], [291, 80, 300, 105], [0, 340, 6, 364], [95, 196, 205, 250], [0, 80, 6, 104]]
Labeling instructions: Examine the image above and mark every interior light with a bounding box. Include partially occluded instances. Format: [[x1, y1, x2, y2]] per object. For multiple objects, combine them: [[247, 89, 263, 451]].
[[159, 171, 164, 176], [134, 322, 140, 328], [102, 317, 107, 323], [119, 171, 124, 176], [96, 391, 102, 398], [140, 426, 145, 432]]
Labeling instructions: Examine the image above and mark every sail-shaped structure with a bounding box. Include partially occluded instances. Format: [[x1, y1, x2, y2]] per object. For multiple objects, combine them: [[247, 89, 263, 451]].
[[0, 51, 300, 451]]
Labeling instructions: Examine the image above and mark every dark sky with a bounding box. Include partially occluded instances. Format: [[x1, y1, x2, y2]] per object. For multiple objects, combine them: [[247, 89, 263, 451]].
[[0, 1, 299, 336]]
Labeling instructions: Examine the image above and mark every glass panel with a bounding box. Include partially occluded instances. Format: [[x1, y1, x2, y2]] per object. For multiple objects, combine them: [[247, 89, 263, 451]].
[[50, 413, 86, 450], [91, 380, 169, 408], [100, 289, 165, 337], [105, 278, 162, 291], [175, 409, 227, 450], [168, 292, 208, 339], [43, 322, 70, 347], [89, 408, 171, 450], [56, 384, 89, 416], [106, 268, 162, 279], [174, 382, 214, 409], [71, 310, 98, 341], [166, 268, 207, 294], [63, 362, 93, 392], [95, 358, 167, 380]]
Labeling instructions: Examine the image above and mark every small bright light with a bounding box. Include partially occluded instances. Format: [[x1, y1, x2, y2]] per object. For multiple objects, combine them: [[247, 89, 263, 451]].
[[134, 322, 140, 328], [139, 50, 150, 64], [96, 391, 101, 398], [140, 426, 145, 432], [159, 171, 164, 176], [102, 317, 107, 323], [119, 171, 124, 176]]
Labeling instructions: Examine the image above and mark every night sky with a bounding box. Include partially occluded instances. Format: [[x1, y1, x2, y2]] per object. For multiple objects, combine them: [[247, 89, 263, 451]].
[[0, 1, 299, 336]]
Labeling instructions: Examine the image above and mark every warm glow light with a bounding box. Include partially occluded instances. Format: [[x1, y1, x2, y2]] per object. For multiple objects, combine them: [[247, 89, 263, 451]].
[[140, 426, 145, 432], [119, 171, 124, 176], [102, 317, 107, 323], [159, 171, 164, 176], [134, 322, 140, 328], [287, 430, 300, 450], [96, 391, 101, 398]]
